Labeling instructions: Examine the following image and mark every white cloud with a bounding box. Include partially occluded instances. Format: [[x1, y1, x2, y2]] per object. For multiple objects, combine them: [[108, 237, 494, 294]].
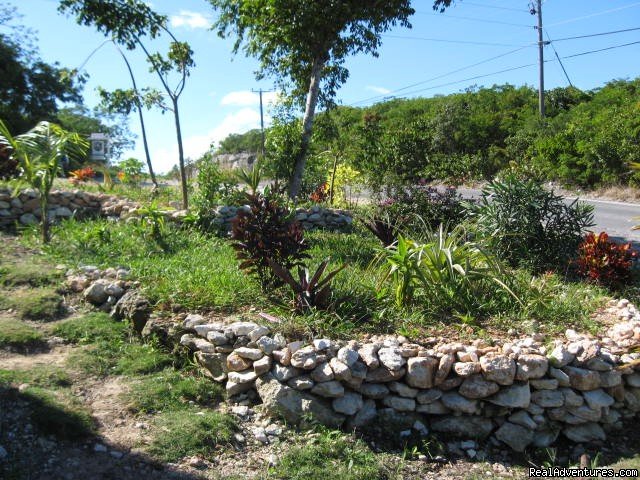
[[366, 85, 391, 95], [151, 108, 265, 172], [170, 10, 210, 29], [220, 90, 280, 107]]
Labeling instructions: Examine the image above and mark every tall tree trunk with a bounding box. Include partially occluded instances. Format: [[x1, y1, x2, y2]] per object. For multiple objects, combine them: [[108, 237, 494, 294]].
[[289, 58, 324, 199], [172, 97, 188, 210], [117, 47, 158, 189], [329, 153, 339, 206]]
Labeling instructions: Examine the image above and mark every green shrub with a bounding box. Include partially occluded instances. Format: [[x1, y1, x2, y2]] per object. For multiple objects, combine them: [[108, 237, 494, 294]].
[[467, 174, 594, 272], [363, 184, 466, 246], [377, 226, 517, 315]]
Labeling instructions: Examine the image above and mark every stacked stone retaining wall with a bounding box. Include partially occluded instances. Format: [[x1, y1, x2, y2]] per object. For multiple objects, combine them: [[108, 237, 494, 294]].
[[179, 303, 640, 452]]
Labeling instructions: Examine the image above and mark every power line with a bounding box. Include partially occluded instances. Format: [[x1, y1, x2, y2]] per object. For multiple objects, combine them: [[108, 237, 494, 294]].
[[551, 26, 640, 43], [459, 2, 529, 13], [562, 39, 640, 59], [350, 40, 640, 105], [545, 30, 573, 87], [381, 34, 530, 48], [349, 46, 530, 106], [547, 2, 640, 27], [413, 11, 533, 28]]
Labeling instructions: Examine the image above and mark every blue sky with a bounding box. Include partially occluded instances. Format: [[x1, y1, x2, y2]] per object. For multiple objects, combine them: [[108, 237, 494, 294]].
[[8, 0, 640, 173]]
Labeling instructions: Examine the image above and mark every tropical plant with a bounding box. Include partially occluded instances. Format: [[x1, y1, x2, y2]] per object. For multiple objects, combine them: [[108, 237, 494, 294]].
[[0, 120, 88, 243], [467, 174, 594, 272], [235, 162, 262, 195], [68, 166, 95, 184], [576, 232, 637, 287], [377, 226, 518, 315], [136, 202, 169, 250], [231, 192, 309, 288], [268, 258, 347, 311]]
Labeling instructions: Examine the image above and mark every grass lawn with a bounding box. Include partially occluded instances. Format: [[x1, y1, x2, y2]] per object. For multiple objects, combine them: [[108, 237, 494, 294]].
[[0, 318, 44, 348]]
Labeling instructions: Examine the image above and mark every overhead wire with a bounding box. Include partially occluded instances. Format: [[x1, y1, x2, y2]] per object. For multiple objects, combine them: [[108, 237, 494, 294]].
[[350, 40, 640, 105], [547, 2, 640, 27], [550, 26, 640, 42], [349, 46, 532, 106], [413, 11, 534, 28], [381, 34, 530, 48]]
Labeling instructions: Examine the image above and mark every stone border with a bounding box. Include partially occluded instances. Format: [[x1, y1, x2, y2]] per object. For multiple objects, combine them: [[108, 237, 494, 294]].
[[178, 302, 640, 452], [0, 188, 352, 232]]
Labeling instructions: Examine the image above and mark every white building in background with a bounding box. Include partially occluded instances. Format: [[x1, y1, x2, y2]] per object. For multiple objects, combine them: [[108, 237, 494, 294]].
[[89, 133, 110, 163]]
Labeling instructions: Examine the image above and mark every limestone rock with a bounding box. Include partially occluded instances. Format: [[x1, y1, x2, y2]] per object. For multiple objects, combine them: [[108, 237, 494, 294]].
[[531, 390, 564, 408], [195, 351, 227, 382], [378, 347, 406, 371], [459, 375, 500, 399], [310, 362, 335, 382], [406, 356, 437, 388], [441, 392, 478, 414], [416, 389, 443, 404], [434, 354, 455, 386], [564, 366, 600, 391], [366, 367, 406, 383], [110, 290, 152, 333], [480, 354, 516, 385], [495, 422, 534, 452], [582, 389, 614, 410], [488, 382, 530, 408], [347, 399, 377, 428], [358, 383, 389, 399], [234, 347, 264, 361], [563, 423, 606, 443], [332, 392, 364, 415], [253, 355, 272, 376], [291, 346, 319, 370], [227, 352, 253, 372], [311, 381, 344, 398], [516, 354, 548, 381], [430, 416, 494, 439], [382, 395, 416, 412], [453, 361, 481, 377], [255, 373, 345, 428]]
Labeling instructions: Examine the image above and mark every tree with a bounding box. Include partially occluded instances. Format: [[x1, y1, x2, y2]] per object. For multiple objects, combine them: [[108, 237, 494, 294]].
[[59, 0, 194, 209], [97, 43, 159, 189], [209, 0, 420, 198], [0, 3, 84, 134], [0, 120, 88, 243]]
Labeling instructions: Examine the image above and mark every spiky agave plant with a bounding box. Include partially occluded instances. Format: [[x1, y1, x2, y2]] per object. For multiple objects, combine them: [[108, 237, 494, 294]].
[[268, 258, 347, 312]]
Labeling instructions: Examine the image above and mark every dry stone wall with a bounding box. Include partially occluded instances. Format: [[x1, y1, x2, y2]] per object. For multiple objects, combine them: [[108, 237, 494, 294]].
[[180, 302, 640, 452], [210, 204, 353, 232], [0, 187, 352, 232], [0, 187, 139, 228]]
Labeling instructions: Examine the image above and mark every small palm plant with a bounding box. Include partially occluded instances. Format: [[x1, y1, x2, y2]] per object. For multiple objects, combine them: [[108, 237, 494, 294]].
[[0, 120, 88, 243]]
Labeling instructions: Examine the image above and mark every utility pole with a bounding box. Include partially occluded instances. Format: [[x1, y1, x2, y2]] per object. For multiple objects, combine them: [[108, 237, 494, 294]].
[[531, 0, 545, 118], [252, 88, 273, 158]]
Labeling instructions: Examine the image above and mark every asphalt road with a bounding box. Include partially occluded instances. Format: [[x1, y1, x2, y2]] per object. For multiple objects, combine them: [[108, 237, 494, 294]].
[[457, 187, 640, 244]]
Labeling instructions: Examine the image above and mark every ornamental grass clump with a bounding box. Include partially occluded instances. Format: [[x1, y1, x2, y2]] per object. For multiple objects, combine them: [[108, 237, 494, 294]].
[[377, 225, 519, 316]]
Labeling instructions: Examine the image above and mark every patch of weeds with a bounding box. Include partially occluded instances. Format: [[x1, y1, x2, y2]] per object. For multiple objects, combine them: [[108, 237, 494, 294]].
[[68, 340, 173, 376], [126, 369, 224, 413], [53, 312, 125, 344], [0, 366, 72, 388], [268, 427, 384, 480], [0, 287, 64, 321], [114, 343, 174, 375], [147, 410, 236, 462], [0, 318, 44, 349], [0, 259, 62, 287], [21, 387, 94, 440]]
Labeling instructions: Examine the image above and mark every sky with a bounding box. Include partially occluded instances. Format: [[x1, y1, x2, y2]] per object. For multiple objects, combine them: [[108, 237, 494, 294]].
[[6, 0, 640, 173]]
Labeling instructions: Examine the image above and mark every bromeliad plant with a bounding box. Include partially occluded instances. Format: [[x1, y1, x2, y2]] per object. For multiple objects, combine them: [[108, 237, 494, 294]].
[[576, 232, 637, 288], [231, 191, 309, 289], [377, 225, 520, 315], [0, 120, 88, 243], [268, 258, 347, 312]]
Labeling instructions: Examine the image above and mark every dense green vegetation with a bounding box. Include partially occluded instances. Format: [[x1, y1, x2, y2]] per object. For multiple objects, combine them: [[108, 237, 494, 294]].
[[218, 79, 640, 191]]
